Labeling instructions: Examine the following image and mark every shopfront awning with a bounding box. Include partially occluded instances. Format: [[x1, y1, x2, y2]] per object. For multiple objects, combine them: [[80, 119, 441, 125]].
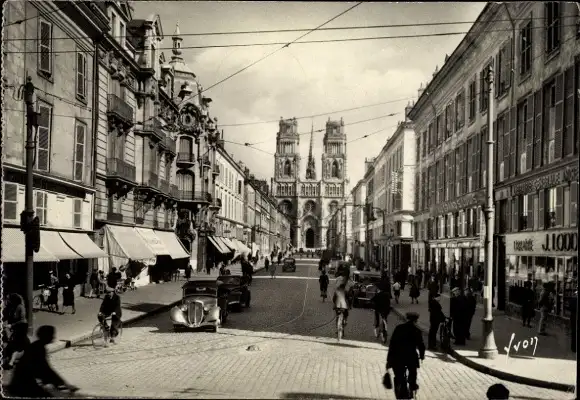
[[154, 230, 190, 259], [2, 228, 59, 263], [104, 225, 155, 261], [219, 237, 237, 252], [41, 230, 83, 260], [213, 237, 233, 254], [208, 236, 230, 255], [135, 228, 170, 256], [59, 232, 107, 259], [231, 238, 251, 256]]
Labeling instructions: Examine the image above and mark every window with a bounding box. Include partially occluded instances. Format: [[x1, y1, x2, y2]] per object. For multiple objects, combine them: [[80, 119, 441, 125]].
[[35, 191, 48, 226], [545, 2, 561, 55], [38, 19, 53, 75], [480, 62, 492, 113], [73, 199, 82, 228], [3, 183, 18, 221], [237, 180, 242, 195], [119, 21, 126, 48], [421, 131, 427, 157], [520, 21, 532, 76], [111, 13, 117, 38], [517, 99, 529, 174], [445, 102, 454, 138], [519, 194, 529, 230], [497, 42, 511, 96], [545, 81, 556, 164], [547, 187, 557, 227], [468, 80, 477, 121], [36, 101, 52, 172], [74, 122, 86, 181], [76, 52, 87, 100], [455, 90, 465, 129]]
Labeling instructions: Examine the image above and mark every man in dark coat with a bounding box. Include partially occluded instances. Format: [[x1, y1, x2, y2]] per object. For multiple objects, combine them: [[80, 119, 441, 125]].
[[386, 312, 425, 399], [464, 287, 477, 340], [428, 293, 445, 350], [98, 287, 122, 341], [449, 287, 467, 345]]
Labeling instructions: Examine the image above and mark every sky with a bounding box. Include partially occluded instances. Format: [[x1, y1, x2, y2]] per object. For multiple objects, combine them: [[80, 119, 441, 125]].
[[133, 1, 486, 189]]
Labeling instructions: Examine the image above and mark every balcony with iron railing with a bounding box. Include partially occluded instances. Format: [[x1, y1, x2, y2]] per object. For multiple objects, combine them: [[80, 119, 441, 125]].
[[200, 155, 211, 168], [159, 179, 170, 194], [107, 94, 134, 129], [176, 151, 196, 168], [105, 158, 137, 183], [141, 171, 159, 191], [169, 184, 179, 198], [210, 197, 222, 210], [177, 190, 212, 204], [107, 212, 123, 223], [135, 117, 165, 143], [162, 135, 176, 156]]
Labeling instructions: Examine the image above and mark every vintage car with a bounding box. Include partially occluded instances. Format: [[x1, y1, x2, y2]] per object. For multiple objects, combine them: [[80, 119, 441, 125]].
[[170, 280, 228, 332], [351, 270, 382, 307], [282, 257, 296, 272], [217, 275, 251, 311]]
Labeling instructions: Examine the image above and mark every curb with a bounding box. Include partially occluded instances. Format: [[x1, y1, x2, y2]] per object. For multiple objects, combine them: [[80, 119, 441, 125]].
[[47, 266, 266, 355], [390, 307, 576, 393]]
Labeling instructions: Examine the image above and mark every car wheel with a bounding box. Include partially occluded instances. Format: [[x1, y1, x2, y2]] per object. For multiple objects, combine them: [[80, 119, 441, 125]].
[[212, 324, 219, 333]]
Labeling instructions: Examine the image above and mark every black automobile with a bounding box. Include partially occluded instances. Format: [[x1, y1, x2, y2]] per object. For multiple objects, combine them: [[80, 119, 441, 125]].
[[351, 270, 382, 308], [282, 257, 297, 272], [217, 275, 251, 312]]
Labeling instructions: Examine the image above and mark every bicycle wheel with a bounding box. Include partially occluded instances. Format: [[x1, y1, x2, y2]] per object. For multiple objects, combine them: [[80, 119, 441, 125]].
[[381, 319, 388, 345], [337, 313, 344, 341], [32, 296, 42, 312], [91, 324, 108, 349]]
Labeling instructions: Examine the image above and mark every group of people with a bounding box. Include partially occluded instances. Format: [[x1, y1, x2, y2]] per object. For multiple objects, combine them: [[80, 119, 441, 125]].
[[264, 250, 286, 278]]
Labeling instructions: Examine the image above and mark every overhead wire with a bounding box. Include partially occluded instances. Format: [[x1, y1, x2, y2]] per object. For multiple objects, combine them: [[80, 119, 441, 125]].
[[5, 2, 71, 27], [5, 22, 579, 55], [2, 15, 573, 42], [176, 2, 363, 106]]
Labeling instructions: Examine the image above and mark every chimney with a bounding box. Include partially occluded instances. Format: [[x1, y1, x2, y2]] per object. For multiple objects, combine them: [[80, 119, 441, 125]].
[[418, 82, 424, 98], [433, 65, 439, 77], [405, 101, 413, 122]]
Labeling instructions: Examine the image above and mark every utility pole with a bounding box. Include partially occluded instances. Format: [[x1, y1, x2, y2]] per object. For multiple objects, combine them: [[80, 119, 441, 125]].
[[364, 202, 370, 266], [479, 66, 498, 359], [22, 76, 40, 336]]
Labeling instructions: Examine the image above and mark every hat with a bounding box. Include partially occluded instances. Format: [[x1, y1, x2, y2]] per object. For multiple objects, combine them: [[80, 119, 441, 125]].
[[451, 287, 460, 294], [406, 312, 420, 321], [486, 383, 509, 399]]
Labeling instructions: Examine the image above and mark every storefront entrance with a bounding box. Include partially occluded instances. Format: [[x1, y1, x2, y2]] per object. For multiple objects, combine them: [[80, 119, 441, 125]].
[[305, 228, 315, 248]]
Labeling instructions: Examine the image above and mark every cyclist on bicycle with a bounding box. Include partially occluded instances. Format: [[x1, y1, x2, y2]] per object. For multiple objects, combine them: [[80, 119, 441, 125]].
[[428, 293, 445, 350], [8, 325, 78, 398], [98, 286, 122, 343], [371, 284, 391, 339], [386, 312, 425, 399], [333, 283, 351, 333]]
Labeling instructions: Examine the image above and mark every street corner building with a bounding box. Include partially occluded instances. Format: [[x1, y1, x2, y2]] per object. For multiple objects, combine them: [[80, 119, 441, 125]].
[[273, 117, 349, 251], [406, 2, 578, 333]]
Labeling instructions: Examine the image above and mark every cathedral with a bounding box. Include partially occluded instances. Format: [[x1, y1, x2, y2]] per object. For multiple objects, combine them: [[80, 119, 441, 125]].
[[273, 117, 348, 250]]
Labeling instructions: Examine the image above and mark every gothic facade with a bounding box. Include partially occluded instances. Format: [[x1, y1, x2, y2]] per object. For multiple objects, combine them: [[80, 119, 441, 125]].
[[273, 117, 348, 249]]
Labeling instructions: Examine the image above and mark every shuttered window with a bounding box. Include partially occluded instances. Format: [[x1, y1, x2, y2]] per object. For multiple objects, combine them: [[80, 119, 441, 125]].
[[36, 102, 52, 172], [74, 122, 86, 181], [520, 20, 532, 76], [73, 199, 82, 228], [455, 89, 466, 130], [468, 79, 477, 121], [3, 183, 18, 221], [76, 52, 87, 99], [563, 66, 575, 157], [35, 191, 48, 226], [545, 2, 561, 54], [38, 20, 52, 75]]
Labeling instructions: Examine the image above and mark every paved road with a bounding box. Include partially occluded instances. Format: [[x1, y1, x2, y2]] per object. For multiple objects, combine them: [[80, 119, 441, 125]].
[[45, 259, 573, 399]]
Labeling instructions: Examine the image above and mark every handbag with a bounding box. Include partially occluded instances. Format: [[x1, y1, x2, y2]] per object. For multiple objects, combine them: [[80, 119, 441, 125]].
[[382, 371, 393, 389]]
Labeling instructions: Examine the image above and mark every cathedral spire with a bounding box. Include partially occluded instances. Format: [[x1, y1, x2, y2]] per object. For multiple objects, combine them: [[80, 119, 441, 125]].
[[306, 121, 316, 180]]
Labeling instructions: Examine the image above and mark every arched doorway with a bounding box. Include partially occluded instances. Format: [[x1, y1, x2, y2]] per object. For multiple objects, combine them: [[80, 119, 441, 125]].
[[305, 228, 315, 248]]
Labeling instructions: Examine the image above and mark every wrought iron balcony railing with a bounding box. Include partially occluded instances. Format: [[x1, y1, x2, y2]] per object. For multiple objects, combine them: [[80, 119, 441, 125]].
[[106, 158, 136, 182], [107, 94, 134, 127], [159, 179, 170, 194], [170, 184, 179, 198], [177, 190, 212, 203], [176, 152, 195, 164], [163, 135, 176, 155], [147, 171, 159, 188]]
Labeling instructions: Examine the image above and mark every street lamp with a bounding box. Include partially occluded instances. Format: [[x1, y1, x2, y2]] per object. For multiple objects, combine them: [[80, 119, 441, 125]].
[[479, 66, 498, 359]]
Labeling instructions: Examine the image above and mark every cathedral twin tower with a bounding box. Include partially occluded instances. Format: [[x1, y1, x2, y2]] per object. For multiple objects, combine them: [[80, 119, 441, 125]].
[[273, 117, 348, 250]]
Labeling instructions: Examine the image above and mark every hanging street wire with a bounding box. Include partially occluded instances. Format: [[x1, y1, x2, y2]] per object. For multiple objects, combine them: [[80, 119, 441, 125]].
[[6, 21, 578, 55], [3, 15, 570, 42], [5, 2, 71, 27], [177, 2, 363, 106], [219, 96, 414, 127]]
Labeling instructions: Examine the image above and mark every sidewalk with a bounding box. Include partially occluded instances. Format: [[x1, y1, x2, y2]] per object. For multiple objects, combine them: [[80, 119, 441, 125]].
[[390, 289, 576, 392], [32, 262, 265, 354]]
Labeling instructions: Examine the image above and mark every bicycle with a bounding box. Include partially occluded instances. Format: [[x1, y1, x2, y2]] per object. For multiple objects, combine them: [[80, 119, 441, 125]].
[[336, 308, 348, 341], [92, 316, 123, 349], [378, 313, 388, 345], [439, 317, 453, 352], [393, 368, 418, 399], [32, 285, 57, 312]]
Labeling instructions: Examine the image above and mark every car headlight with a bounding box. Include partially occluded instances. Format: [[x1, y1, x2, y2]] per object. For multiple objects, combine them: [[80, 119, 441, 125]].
[[180, 304, 187, 312], [203, 306, 209, 312]]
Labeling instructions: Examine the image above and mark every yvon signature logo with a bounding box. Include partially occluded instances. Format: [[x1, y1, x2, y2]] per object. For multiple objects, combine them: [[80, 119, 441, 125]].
[[504, 333, 538, 361]]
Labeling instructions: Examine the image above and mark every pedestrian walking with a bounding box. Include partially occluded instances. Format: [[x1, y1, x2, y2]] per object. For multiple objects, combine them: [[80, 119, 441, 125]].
[[537, 283, 555, 335], [450, 287, 467, 345], [427, 293, 445, 350], [107, 267, 120, 290], [97, 270, 106, 297], [270, 259, 277, 279], [277, 252, 283, 265], [264, 256, 270, 272], [205, 259, 212, 275], [185, 263, 192, 280], [319, 270, 329, 301], [48, 271, 60, 312], [2, 294, 30, 370], [88, 270, 99, 298], [61, 273, 76, 315], [464, 287, 476, 340], [392, 281, 401, 304], [427, 275, 438, 300], [521, 281, 535, 328], [409, 281, 420, 304], [386, 312, 425, 399]]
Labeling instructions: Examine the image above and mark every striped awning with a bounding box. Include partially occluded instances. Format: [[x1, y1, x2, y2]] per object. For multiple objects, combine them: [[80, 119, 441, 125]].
[[1, 228, 59, 263]]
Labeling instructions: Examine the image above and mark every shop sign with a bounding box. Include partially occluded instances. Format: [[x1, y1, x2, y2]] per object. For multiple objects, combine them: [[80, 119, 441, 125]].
[[430, 190, 486, 216], [511, 165, 579, 196], [506, 230, 578, 256]]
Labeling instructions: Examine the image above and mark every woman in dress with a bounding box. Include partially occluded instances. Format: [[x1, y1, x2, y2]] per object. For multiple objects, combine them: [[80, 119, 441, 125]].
[[61, 273, 76, 314]]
